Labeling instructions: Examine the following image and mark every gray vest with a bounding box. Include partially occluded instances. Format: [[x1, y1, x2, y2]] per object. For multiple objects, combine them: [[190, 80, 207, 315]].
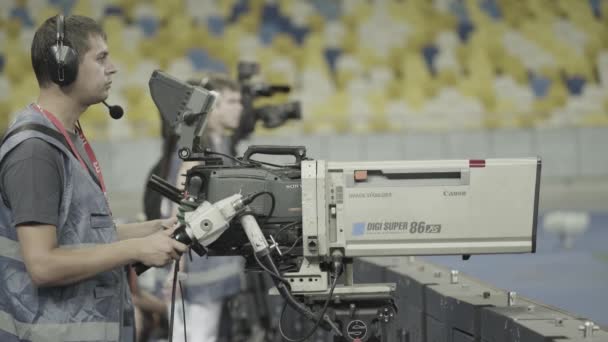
[[183, 255, 244, 304], [0, 106, 133, 342]]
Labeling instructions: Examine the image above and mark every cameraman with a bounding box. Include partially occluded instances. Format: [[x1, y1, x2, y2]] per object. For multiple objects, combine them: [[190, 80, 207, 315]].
[[168, 74, 245, 342], [0, 15, 187, 342]]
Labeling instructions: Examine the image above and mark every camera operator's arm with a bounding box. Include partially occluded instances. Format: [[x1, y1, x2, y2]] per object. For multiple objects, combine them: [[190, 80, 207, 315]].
[[17, 224, 187, 287], [116, 217, 177, 240]]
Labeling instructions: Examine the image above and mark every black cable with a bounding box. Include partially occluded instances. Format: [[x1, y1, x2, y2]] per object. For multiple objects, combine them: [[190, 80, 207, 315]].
[[281, 236, 302, 255], [248, 191, 275, 216], [274, 220, 301, 240], [203, 150, 253, 166], [247, 158, 284, 168], [168, 259, 180, 342], [179, 280, 187, 342], [252, 250, 290, 287], [278, 272, 340, 342], [247, 191, 275, 224]]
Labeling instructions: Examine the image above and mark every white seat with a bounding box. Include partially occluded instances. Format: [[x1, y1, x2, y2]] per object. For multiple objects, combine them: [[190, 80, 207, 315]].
[[0, 76, 11, 102], [186, 0, 218, 22], [494, 75, 533, 113], [0, 1, 16, 21], [237, 34, 261, 62], [122, 26, 144, 52], [133, 3, 158, 19], [369, 66, 394, 90], [18, 28, 36, 53], [166, 57, 195, 82], [502, 29, 556, 71], [342, 0, 367, 16], [335, 54, 363, 76], [420, 87, 484, 130], [284, 1, 315, 28], [348, 96, 374, 132], [553, 19, 587, 56], [435, 49, 460, 73], [324, 20, 346, 49], [299, 68, 336, 108], [129, 59, 162, 87], [346, 76, 371, 97], [436, 31, 459, 50], [24, 0, 47, 19], [597, 50, 608, 88]]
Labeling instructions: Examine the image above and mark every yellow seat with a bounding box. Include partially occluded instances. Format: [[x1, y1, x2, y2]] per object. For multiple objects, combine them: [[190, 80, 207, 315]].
[[218, 0, 239, 18], [4, 47, 30, 86], [401, 53, 433, 110], [238, 13, 261, 33], [367, 92, 389, 132]]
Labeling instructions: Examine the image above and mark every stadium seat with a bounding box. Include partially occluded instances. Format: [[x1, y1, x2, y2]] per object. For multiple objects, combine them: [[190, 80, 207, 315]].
[[1, 0, 606, 139]]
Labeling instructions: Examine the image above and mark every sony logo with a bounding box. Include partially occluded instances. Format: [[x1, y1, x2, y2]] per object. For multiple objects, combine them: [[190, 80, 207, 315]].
[[443, 190, 467, 197]]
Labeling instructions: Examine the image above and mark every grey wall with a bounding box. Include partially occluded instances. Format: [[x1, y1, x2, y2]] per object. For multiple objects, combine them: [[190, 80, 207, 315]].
[[95, 127, 608, 218]]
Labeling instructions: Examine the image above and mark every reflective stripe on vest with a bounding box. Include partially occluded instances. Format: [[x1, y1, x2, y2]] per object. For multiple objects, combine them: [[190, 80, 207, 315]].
[[0, 310, 119, 342], [0, 237, 22, 262], [184, 261, 243, 287]]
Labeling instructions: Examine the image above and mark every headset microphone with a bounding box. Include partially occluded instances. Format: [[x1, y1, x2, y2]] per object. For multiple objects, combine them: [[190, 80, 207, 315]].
[[102, 101, 124, 120]]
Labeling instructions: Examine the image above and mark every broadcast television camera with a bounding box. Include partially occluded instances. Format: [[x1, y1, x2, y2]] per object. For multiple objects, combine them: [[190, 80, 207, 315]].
[[234, 61, 301, 143], [143, 70, 541, 342]]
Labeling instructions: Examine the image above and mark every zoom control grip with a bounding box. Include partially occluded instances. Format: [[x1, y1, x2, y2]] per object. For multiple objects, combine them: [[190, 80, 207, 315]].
[[133, 225, 206, 275]]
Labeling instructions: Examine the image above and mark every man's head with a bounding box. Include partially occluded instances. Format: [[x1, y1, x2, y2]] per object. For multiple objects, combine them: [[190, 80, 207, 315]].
[[188, 74, 243, 133], [31, 15, 116, 106]]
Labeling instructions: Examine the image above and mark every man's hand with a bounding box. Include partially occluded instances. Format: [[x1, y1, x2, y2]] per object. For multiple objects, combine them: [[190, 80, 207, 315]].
[[159, 217, 178, 231], [134, 225, 188, 267], [117, 217, 178, 241]]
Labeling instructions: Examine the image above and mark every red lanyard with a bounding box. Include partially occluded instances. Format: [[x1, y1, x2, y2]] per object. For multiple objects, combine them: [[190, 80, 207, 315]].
[[32, 104, 107, 195]]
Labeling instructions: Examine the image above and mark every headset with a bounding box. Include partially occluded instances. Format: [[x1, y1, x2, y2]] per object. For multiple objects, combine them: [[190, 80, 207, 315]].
[[48, 14, 79, 87], [47, 14, 124, 119]]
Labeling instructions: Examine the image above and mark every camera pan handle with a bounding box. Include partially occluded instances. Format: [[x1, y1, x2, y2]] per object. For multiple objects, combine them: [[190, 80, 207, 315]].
[[242, 145, 306, 165]]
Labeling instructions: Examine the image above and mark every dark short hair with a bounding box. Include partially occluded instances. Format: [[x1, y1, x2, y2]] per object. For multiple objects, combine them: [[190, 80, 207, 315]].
[[187, 73, 240, 93], [31, 15, 107, 87]]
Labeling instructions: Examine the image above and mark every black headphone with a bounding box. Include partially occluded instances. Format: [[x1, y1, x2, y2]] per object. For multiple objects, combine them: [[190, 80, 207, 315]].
[[48, 14, 79, 86]]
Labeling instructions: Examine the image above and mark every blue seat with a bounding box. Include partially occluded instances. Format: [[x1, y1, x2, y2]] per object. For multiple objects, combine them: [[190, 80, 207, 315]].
[[290, 26, 309, 45], [589, 0, 602, 18], [187, 48, 211, 71], [260, 23, 280, 45], [207, 16, 225, 36], [208, 61, 227, 73], [104, 5, 125, 17], [276, 14, 292, 34], [479, 0, 502, 20], [457, 21, 475, 42], [422, 44, 440, 76], [49, 0, 77, 14], [311, 0, 342, 20], [228, 0, 249, 23], [261, 3, 281, 25], [528, 72, 551, 98], [138, 16, 160, 37], [449, 0, 470, 23], [10, 7, 34, 27], [324, 48, 343, 74], [564, 75, 586, 96]]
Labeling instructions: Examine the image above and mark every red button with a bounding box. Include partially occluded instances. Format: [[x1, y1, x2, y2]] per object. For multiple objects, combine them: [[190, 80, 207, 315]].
[[354, 170, 368, 182]]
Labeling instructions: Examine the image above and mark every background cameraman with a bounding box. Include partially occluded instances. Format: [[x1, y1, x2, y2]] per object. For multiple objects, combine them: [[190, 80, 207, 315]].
[[166, 73, 245, 342]]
